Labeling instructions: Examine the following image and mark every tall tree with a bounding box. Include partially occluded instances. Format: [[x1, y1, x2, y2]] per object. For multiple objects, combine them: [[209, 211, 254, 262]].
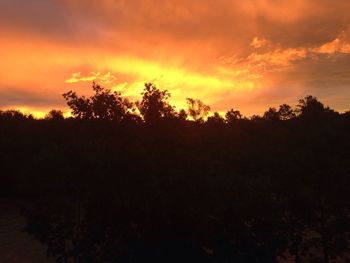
[[296, 95, 327, 120], [63, 82, 132, 121], [90, 83, 132, 121], [137, 83, 175, 123]]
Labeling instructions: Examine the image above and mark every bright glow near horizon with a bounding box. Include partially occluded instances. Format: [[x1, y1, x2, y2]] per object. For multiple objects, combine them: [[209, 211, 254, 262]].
[[1, 0, 350, 117]]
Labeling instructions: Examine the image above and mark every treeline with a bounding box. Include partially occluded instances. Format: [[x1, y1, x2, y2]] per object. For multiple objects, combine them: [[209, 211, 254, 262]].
[[1, 82, 347, 123], [1, 83, 350, 262]]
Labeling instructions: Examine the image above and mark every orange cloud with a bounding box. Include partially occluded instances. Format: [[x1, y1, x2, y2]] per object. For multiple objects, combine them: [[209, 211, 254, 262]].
[[66, 72, 117, 84], [1, 0, 350, 117], [314, 37, 350, 54], [250, 37, 270, 49], [247, 48, 307, 68]]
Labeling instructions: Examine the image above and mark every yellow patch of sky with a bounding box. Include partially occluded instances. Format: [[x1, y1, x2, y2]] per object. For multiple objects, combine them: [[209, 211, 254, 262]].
[[65, 55, 261, 111], [2, 30, 266, 119], [12, 30, 350, 118]]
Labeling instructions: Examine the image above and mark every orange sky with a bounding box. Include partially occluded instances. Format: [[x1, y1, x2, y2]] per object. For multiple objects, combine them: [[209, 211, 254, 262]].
[[1, 0, 350, 118]]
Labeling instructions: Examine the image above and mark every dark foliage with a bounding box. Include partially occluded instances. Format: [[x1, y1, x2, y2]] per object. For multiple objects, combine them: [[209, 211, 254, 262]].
[[1, 84, 350, 263]]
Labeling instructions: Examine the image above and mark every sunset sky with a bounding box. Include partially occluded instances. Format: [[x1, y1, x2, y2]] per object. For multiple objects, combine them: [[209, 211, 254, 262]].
[[1, 0, 350, 117]]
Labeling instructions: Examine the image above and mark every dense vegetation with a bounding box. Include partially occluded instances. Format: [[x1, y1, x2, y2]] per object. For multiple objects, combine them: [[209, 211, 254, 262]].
[[1, 83, 350, 262]]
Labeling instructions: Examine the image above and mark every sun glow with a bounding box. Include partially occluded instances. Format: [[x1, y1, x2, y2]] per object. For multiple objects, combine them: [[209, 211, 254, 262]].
[[1, 0, 350, 117]]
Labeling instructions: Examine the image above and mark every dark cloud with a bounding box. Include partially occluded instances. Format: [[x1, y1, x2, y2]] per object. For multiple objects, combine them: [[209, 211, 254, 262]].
[[3, 0, 350, 55], [286, 53, 350, 110], [58, 0, 350, 52], [0, 1, 68, 32], [0, 0, 103, 41], [0, 87, 64, 108], [254, 0, 350, 48]]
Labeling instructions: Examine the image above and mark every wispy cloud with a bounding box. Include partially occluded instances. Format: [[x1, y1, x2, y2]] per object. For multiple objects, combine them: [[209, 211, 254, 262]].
[[66, 72, 117, 85], [313, 34, 350, 54]]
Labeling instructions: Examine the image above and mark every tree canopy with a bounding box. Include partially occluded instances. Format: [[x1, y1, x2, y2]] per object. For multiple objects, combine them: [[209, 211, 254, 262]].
[[1, 83, 349, 263]]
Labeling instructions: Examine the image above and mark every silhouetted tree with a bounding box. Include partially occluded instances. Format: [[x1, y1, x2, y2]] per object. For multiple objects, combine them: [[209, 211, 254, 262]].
[[263, 107, 280, 121], [177, 109, 188, 121], [137, 83, 175, 123], [1, 84, 349, 263], [63, 91, 92, 119], [250, 114, 263, 121], [207, 112, 225, 125], [91, 83, 132, 121], [63, 82, 132, 121], [296, 95, 331, 121], [278, 104, 295, 120], [45, 109, 64, 121], [186, 98, 210, 122], [0, 109, 29, 120], [225, 109, 242, 123]]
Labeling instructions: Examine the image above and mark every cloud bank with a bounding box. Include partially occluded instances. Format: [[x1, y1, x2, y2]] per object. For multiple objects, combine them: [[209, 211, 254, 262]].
[[1, 0, 350, 116]]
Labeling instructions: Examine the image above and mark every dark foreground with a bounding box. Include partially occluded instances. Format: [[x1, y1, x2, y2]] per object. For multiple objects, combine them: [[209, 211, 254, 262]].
[[0, 199, 52, 263], [0, 89, 350, 262]]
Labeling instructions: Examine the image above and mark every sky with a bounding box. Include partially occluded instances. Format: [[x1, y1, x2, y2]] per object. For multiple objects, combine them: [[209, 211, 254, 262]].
[[1, 0, 350, 117]]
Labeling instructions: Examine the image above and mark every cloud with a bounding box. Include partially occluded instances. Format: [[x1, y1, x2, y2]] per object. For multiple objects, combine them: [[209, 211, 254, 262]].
[[239, 31, 350, 74], [66, 72, 117, 85], [57, 0, 350, 49], [1, 0, 350, 116], [0, 88, 64, 108], [0, 0, 105, 42], [250, 37, 270, 49], [313, 33, 350, 54], [246, 48, 307, 68]]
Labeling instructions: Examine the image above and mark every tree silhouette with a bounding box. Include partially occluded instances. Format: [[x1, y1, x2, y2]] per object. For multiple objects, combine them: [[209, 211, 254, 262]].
[[0, 109, 31, 120], [297, 95, 323, 111], [177, 109, 188, 121], [63, 82, 132, 121], [137, 83, 175, 123], [250, 114, 263, 121], [296, 95, 328, 119], [278, 104, 295, 120], [207, 112, 225, 125], [45, 109, 64, 121], [263, 104, 296, 121], [91, 83, 132, 121], [62, 91, 92, 119], [0, 82, 349, 263], [186, 98, 210, 122], [225, 109, 242, 123], [263, 107, 280, 121]]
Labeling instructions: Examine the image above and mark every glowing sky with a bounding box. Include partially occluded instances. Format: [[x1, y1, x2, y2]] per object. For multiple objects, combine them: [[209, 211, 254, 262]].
[[1, 0, 350, 117]]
